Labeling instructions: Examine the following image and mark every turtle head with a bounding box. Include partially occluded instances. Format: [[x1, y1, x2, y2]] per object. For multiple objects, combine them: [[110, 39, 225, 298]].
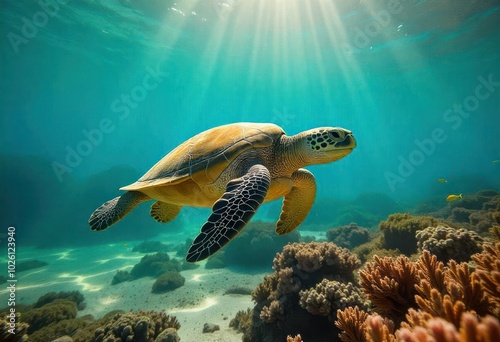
[[300, 127, 356, 164]]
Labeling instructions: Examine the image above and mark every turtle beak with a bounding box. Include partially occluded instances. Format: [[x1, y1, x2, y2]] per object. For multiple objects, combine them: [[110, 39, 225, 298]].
[[337, 132, 356, 149]]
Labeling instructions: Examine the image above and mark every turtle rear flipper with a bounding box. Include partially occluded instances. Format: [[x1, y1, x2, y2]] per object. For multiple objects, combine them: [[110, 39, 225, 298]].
[[89, 191, 149, 231], [150, 201, 182, 223], [186, 164, 271, 263]]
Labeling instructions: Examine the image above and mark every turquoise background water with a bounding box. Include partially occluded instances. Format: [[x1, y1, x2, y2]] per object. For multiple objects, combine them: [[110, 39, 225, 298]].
[[1, 0, 499, 247]]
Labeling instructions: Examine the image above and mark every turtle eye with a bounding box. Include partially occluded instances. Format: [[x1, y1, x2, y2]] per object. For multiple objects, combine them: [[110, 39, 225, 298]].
[[330, 131, 341, 139]]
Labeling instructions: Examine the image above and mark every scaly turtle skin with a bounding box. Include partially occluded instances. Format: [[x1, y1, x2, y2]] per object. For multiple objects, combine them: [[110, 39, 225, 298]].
[[89, 122, 356, 262]]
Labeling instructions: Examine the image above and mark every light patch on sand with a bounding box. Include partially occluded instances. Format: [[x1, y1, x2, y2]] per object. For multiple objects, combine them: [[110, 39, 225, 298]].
[[99, 296, 119, 305], [95, 254, 142, 264], [169, 296, 218, 313], [53, 250, 75, 260], [57, 271, 116, 292]]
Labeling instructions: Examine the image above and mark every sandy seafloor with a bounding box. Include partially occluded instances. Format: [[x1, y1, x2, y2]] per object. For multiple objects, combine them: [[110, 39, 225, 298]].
[[0, 229, 326, 341]]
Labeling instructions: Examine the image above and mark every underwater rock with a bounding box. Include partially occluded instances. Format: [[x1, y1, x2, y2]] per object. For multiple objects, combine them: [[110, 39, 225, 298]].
[[132, 241, 168, 253], [416, 225, 484, 263], [220, 220, 300, 269], [326, 222, 371, 249], [130, 252, 181, 279], [17, 260, 48, 273], [154, 328, 180, 342], [224, 286, 253, 295], [379, 213, 447, 255], [34, 290, 86, 311], [202, 323, 220, 333], [204, 252, 225, 269], [111, 270, 134, 285], [151, 272, 185, 293], [245, 242, 363, 341]]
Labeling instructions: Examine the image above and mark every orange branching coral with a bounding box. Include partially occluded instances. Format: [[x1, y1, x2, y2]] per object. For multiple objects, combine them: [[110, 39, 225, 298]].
[[445, 260, 490, 316], [364, 315, 395, 342], [336, 306, 369, 342], [358, 255, 419, 323], [472, 242, 500, 317], [397, 313, 500, 342], [414, 283, 466, 328], [415, 250, 446, 294]]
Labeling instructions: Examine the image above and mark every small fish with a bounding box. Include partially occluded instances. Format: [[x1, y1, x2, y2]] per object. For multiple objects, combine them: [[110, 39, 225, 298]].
[[437, 178, 447, 183], [122, 243, 128, 247], [493, 160, 500, 164], [446, 194, 462, 202]]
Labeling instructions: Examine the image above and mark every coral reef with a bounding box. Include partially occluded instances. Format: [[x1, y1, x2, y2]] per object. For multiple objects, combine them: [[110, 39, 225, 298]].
[[358, 254, 419, 324], [416, 225, 484, 263], [378, 213, 445, 255], [221, 220, 300, 269], [243, 242, 365, 341], [229, 308, 252, 335], [0, 312, 29, 342], [132, 241, 168, 253], [33, 290, 86, 310], [151, 272, 185, 293], [472, 242, 500, 317], [91, 311, 180, 342], [417, 190, 499, 234], [28, 317, 89, 342], [299, 279, 368, 316], [326, 223, 371, 249], [23, 299, 77, 334], [336, 244, 500, 342], [286, 334, 304, 342]]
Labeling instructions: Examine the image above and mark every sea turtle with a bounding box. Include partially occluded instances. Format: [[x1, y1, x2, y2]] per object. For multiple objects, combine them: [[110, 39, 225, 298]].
[[89, 122, 356, 262]]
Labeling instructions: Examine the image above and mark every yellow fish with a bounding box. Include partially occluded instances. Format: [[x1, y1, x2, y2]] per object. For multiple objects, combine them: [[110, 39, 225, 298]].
[[122, 243, 128, 247], [437, 178, 447, 183], [446, 194, 462, 202]]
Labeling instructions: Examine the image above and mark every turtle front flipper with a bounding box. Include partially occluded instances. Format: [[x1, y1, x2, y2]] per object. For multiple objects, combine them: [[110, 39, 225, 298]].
[[276, 168, 316, 235], [150, 201, 182, 223], [186, 164, 271, 263], [89, 191, 150, 231]]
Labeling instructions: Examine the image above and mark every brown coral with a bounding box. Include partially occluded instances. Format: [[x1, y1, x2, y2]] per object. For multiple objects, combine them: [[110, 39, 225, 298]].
[[92, 310, 180, 342], [379, 213, 442, 255], [416, 225, 483, 263], [299, 279, 369, 316], [472, 242, 500, 317], [397, 313, 500, 342], [358, 254, 419, 324], [335, 306, 369, 342], [246, 242, 363, 342]]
